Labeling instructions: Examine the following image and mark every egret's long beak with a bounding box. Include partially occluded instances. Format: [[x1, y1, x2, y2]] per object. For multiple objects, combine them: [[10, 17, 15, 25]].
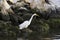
[[36, 14, 39, 16]]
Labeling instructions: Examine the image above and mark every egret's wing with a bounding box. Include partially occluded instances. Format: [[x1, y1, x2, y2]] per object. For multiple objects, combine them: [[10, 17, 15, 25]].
[[19, 21, 29, 29]]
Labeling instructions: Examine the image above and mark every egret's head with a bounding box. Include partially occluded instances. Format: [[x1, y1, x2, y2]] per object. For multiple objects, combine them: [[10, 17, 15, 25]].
[[33, 13, 39, 16]]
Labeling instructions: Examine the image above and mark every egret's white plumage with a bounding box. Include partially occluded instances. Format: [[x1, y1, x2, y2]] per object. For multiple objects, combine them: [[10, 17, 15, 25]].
[[19, 21, 30, 29], [19, 13, 38, 29]]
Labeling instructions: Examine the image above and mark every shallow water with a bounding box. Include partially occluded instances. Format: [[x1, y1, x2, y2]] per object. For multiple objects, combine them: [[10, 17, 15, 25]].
[[17, 35, 60, 40]]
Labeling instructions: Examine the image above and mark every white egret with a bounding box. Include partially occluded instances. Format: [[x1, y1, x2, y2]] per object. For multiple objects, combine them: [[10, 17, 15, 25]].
[[19, 13, 39, 29]]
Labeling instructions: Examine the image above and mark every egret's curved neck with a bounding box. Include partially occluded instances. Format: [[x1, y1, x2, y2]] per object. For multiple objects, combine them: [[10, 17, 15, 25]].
[[29, 14, 35, 24]]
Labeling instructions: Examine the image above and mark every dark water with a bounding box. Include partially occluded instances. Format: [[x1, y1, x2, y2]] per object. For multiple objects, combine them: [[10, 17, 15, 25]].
[[17, 35, 60, 40], [17, 38, 60, 40]]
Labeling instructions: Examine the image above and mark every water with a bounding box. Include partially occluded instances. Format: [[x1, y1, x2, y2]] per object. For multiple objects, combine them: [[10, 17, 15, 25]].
[[17, 38, 60, 40], [53, 39, 60, 40], [17, 35, 60, 40]]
